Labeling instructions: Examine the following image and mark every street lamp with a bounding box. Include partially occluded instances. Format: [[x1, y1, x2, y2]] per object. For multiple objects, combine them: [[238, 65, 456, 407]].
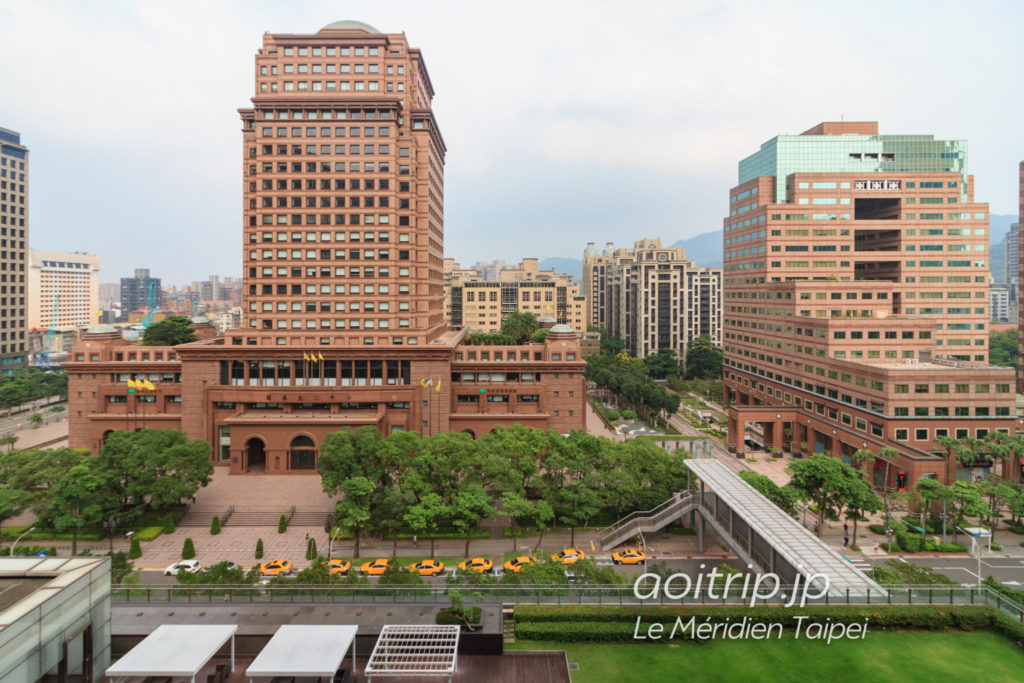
[[957, 526, 984, 587], [327, 525, 342, 562], [9, 526, 36, 556]]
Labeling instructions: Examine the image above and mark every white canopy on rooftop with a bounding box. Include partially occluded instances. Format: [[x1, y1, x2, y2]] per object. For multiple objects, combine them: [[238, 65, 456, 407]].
[[246, 624, 358, 680], [105, 624, 236, 682]]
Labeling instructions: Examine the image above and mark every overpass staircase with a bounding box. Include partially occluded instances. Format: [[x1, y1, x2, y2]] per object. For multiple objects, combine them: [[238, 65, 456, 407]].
[[598, 492, 697, 550]]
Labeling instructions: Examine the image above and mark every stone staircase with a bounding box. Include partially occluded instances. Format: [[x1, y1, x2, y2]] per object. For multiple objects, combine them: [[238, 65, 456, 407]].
[[502, 605, 515, 644]]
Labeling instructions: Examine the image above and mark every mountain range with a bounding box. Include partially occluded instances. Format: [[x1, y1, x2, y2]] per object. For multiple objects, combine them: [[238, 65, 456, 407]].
[[540, 214, 1018, 282]]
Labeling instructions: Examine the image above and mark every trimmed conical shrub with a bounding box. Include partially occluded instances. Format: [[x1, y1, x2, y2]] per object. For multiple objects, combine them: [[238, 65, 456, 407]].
[[255, 538, 264, 559], [182, 537, 195, 559]]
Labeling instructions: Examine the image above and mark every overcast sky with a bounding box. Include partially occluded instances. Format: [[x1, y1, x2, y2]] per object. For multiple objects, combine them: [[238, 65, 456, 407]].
[[3, 0, 1021, 284]]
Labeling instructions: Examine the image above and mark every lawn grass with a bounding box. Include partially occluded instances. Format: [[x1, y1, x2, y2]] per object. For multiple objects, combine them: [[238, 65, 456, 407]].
[[510, 631, 1024, 682]]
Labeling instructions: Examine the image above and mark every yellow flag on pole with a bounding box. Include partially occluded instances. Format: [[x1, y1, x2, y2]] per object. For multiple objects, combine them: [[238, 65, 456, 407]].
[[435, 378, 441, 393], [144, 380, 156, 391], [303, 352, 310, 362], [126, 379, 136, 389], [318, 352, 325, 362], [420, 378, 428, 388]]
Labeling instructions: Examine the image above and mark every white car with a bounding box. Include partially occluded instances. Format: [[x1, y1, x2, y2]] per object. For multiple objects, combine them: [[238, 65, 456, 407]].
[[164, 560, 201, 576]]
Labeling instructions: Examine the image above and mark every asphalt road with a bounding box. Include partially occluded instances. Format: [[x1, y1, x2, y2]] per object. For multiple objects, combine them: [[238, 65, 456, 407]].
[[137, 556, 747, 586], [895, 555, 1024, 585]]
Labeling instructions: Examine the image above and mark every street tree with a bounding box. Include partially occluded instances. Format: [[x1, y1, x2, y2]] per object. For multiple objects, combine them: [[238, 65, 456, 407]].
[[451, 484, 495, 557], [948, 481, 990, 545], [48, 464, 103, 555], [787, 455, 858, 537], [843, 476, 881, 550], [97, 429, 212, 522], [738, 470, 799, 516], [915, 478, 953, 532]]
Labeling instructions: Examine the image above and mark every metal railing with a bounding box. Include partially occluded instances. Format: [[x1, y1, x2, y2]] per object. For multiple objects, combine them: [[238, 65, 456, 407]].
[[110, 583, 1024, 621], [598, 493, 696, 549]]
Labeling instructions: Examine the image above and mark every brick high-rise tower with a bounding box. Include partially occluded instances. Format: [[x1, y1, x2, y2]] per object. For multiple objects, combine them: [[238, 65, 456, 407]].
[[723, 122, 1015, 487], [238, 21, 445, 347], [66, 22, 587, 472], [0, 127, 28, 373]]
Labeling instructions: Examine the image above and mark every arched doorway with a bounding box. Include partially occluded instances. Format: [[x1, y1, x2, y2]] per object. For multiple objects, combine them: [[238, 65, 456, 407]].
[[461, 429, 476, 439], [288, 435, 317, 470], [101, 430, 114, 445], [245, 437, 266, 472]]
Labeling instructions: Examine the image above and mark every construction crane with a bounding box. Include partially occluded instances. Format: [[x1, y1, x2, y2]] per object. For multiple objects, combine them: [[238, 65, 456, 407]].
[[140, 281, 160, 329]]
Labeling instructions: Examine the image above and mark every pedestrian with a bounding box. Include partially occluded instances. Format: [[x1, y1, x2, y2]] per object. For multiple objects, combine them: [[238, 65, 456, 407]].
[[191, 495, 196, 504], [412, 534, 418, 548], [305, 532, 310, 542], [873, 541, 880, 552]]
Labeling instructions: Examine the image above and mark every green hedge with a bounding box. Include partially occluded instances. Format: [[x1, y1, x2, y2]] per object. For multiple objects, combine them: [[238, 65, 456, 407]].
[[436, 607, 481, 625], [0, 526, 104, 542], [869, 524, 887, 535], [0, 545, 57, 557], [983, 577, 1024, 606], [513, 605, 1024, 644], [133, 527, 164, 542]]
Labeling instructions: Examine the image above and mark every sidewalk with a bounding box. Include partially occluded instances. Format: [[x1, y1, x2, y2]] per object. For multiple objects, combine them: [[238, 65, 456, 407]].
[[4, 417, 69, 450]]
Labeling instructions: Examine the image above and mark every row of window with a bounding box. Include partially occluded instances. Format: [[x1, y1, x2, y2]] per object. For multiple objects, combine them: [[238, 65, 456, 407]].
[[251, 231, 409, 243], [250, 266, 409, 279], [218, 359, 412, 386], [250, 162, 399, 176], [260, 109, 389, 121], [255, 213, 406, 226], [254, 196, 404, 208], [263, 81, 400, 93], [278, 46, 382, 57], [253, 317, 409, 330], [249, 249, 409, 260], [457, 394, 540, 404], [261, 126, 392, 138], [257, 144, 400, 156], [268, 62, 400, 75], [727, 368, 1012, 420], [253, 300, 408, 312]]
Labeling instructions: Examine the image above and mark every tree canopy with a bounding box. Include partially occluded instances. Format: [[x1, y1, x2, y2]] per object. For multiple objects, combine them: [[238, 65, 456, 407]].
[[318, 424, 689, 557], [0, 368, 67, 408], [501, 312, 539, 344], [684, 335, 723, 380], [141, 316, 196, 346], [583, 351, 680, 420], [989, 329, 1017, 368]]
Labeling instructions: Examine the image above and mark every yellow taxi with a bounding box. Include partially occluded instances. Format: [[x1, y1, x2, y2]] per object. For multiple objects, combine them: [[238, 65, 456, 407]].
[[457, 557, 494, 573], [359, 558, 393, 576], [551, 548, 586, 565], [407, 559, 445, 576], [503, 555, 536, 573], [257, 559, 293, 576], [611, 548, 646, 565], [328, 559, 352, 575]]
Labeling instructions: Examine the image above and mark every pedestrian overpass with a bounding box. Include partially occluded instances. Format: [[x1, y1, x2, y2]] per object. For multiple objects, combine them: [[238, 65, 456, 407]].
[[599, 458, 882, 592]]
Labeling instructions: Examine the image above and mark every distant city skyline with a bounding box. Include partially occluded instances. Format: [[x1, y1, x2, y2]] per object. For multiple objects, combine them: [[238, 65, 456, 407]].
[[2, 0, 1023, 282]]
